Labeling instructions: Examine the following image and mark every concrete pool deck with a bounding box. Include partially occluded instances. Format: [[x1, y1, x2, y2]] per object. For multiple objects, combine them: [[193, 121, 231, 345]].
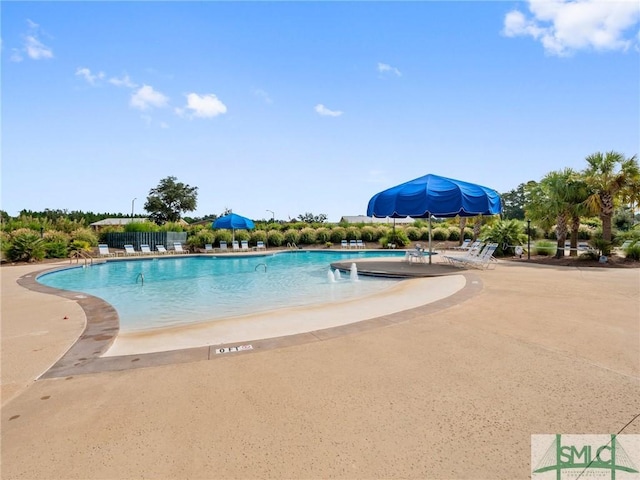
[[1, 256, 639, 479]]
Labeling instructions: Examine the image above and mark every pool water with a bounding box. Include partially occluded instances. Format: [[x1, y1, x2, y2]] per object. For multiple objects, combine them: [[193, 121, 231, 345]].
[[38, 250, 405, 332]]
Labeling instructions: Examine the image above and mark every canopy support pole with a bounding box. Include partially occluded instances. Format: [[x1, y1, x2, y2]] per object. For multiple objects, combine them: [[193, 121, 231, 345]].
[[428, 215, 432, 264]]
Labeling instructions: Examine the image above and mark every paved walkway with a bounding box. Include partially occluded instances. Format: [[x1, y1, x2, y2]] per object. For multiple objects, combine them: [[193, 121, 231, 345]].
[[1, 258, 639, 479]]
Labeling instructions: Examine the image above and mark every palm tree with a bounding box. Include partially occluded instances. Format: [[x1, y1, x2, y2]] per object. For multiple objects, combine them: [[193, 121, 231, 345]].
[[582, 151, 640, 242]]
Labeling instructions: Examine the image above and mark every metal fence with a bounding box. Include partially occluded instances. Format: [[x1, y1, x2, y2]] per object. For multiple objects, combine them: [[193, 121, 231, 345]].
[[103, 232, 187, 251]]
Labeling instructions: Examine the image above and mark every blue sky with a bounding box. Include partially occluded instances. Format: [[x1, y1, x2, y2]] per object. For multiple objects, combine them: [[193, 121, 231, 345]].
[[2, 1, 639, 222]]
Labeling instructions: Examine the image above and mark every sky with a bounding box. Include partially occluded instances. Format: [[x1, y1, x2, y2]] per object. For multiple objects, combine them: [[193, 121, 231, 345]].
[[2, 1, 639, 223]]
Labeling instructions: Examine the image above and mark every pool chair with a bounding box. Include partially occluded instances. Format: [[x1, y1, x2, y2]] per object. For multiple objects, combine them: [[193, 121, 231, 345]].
[[232, 240, 240, 252], [140, 244, 152, 255], [204, 244, 214, 253], [256, 241, 266, 250], [241, 240, 249, 251], [218, 241, 228, 252], [442, 242, 485, 266], [405, 244, 426, 263], [156, 245, 168, 254], [349, 240, 357, 249], [341, 240, 348, 249], [458, 243, 499, 270], [98, 244, 116, 257], [173, 242, 187, 254], [452, 239, 471, 251], [356, 239, 366, 249], [124, 244, 140, 256]]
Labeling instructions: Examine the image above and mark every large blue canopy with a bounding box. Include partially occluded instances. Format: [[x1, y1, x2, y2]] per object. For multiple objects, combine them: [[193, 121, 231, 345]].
[[367, 174, 502, 219], [212, 213, 255, 230]]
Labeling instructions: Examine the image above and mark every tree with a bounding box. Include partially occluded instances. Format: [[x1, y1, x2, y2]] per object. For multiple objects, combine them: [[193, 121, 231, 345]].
[[297, 212, 328, 223], [582, 151, 639, 242], [501, 182, 534, 220], [144, 176, 198, 224]]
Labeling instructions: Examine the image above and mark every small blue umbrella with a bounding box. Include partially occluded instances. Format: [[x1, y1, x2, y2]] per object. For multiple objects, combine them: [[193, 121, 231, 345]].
[[367, 174, 502, 263], [212, 213, 255, 242]]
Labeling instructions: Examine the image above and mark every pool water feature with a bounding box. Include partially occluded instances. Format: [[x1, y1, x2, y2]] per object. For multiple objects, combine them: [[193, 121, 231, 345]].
[[38, 250, 405, 333]]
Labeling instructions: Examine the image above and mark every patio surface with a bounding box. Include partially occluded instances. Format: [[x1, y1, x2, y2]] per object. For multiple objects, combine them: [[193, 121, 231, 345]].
[[1, 256, 639, 479]]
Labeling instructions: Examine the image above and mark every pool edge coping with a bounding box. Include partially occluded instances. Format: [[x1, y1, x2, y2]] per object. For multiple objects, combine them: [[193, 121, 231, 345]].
[[18, 261, 483, 378]]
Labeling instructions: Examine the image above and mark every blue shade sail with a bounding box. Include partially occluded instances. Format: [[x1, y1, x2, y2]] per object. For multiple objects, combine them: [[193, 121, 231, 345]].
[[212, 213, 256, 230], [367, 174, 502, 219]]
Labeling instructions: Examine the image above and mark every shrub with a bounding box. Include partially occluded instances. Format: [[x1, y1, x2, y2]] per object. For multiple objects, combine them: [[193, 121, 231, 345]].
[[70, 228, 98, 247], [625, 244, 640, 261], [187, 230, 215, 249], [215, 231, 233, 245], [330, 227, 347, 243], [267, 230, 285, 247], [299, 228, 317, 245], [534, 240, 555, 256], [431, 227, 449, 241], [283, 229, 300, 246], [481, 219, 527, 257], [379, 229, 409, 248], [405, 226, 422, 241], [43, 230, 70, 244], [314, 227, 331, 243], [159, 222, 185, 232], [360, 226, 377, 242], [447, 229, 460, 241], [250, 230, 267, 245], [6, 232, 45, 262], [44, 241, 69, 258], [234, 230, 250, 242], [124, 221, 157, 233], [345, 227, 361, 241]]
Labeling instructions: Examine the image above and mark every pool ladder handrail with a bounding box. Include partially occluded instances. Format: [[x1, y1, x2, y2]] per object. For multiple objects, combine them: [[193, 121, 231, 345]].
[[287, 242, 298, 249], [69, 250, 93, 266]]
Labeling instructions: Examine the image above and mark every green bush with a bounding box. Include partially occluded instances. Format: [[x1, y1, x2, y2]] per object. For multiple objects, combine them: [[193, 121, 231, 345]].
[[267, 230, 285, 247], [431, 227, 449, 241], [299, 228, 317, 245], [379, 229, 409, 248], [43, 230, 70, 244], [481, 219, 527, 257], [215, 231, 233, 245], [534, 240, 556, 256], [314, 227, 331, 243], [625, 244, 640, 261], [6, 232, 46, 262], [345, 227, 361, 241], [187, 230, 215, 249], [360, 226, 377, 242], [330, 227, 347, 243], [124, 221, 157, 232], [405, 226, 421, 241], [70, 228, 98, 247], [448, 229, 460, 241], [250, 230, 267, 246], [44, 241, 69, 258], [159, 222, 185, 232], [283, 229, 300, 246], [234, 230, 250, 242]]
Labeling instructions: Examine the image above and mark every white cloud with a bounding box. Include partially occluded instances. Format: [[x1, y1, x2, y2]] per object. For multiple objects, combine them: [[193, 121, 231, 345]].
[[182, 93, 227, 118], [315, 104, 343, 117], [252, 88, 273, 104], [75, 67, 105, 85], [12, 20, 53, 61], [109, 74, 137, 88], [130, 85, 169, 110], [503, 0, 640, 56], [377, 62, 402, 76]]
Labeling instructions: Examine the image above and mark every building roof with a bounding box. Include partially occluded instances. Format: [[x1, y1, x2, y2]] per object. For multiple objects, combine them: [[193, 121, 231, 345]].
[[90, 218, 149, 226]]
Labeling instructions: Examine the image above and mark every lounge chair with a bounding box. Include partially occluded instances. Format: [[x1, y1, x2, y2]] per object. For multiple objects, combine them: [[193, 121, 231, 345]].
[[232, 241, 240, 252], [98, 244, 115, 257], [156, 245, 168, 254], [204, 244, 214, 253], [341, 240, 348, 249], [256, 241, 266, 250], [459, 243, 499, 269], [618, 240, 634, 251], [240, 240, 249, 251], [405, 244, 426, 263], [140, 244, 152, 255], [452, 239, 471, 251], [173, 242, 187, 254], [442, 242, 485, 266], [124, 244, 140, 256], [349, 240, 357, 249], [356, 239, 365, 249], [219, 241, 228, 252]]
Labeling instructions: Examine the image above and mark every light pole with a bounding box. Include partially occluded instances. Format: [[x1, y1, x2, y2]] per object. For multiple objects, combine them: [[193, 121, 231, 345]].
[[266, 209, 274, 223], [527, 219, 531, 260], [131, 198, 136, 219]]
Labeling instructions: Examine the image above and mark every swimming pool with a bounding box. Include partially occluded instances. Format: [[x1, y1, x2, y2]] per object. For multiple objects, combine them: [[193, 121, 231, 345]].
[[38, 250, 406, 333]]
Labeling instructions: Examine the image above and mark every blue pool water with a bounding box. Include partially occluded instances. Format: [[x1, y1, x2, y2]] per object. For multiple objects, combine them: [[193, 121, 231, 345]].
[[38, 250, 405, 332]]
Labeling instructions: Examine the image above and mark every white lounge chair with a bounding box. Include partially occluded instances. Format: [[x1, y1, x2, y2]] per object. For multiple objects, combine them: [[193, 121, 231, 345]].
[[218, 241, 228, 252], [405, 244, 426, 263], [460, 243, 499, 269], [341, 240, 348, 249], [452, 239, 471, 251], [356, 239, 365, 249], [349, 240, 357, 249], [442, 242, 485, 266], [156, 245, 168, 254], [256, 241, 266, 250], [140, 244, 152, 255], [240, 240, 249, 251], [124, 244, 140, 256], [98, 244, 115, 257], [204, 244, 214, 253], [173, 242, 187, 254], [232, 241, 240, 252]]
